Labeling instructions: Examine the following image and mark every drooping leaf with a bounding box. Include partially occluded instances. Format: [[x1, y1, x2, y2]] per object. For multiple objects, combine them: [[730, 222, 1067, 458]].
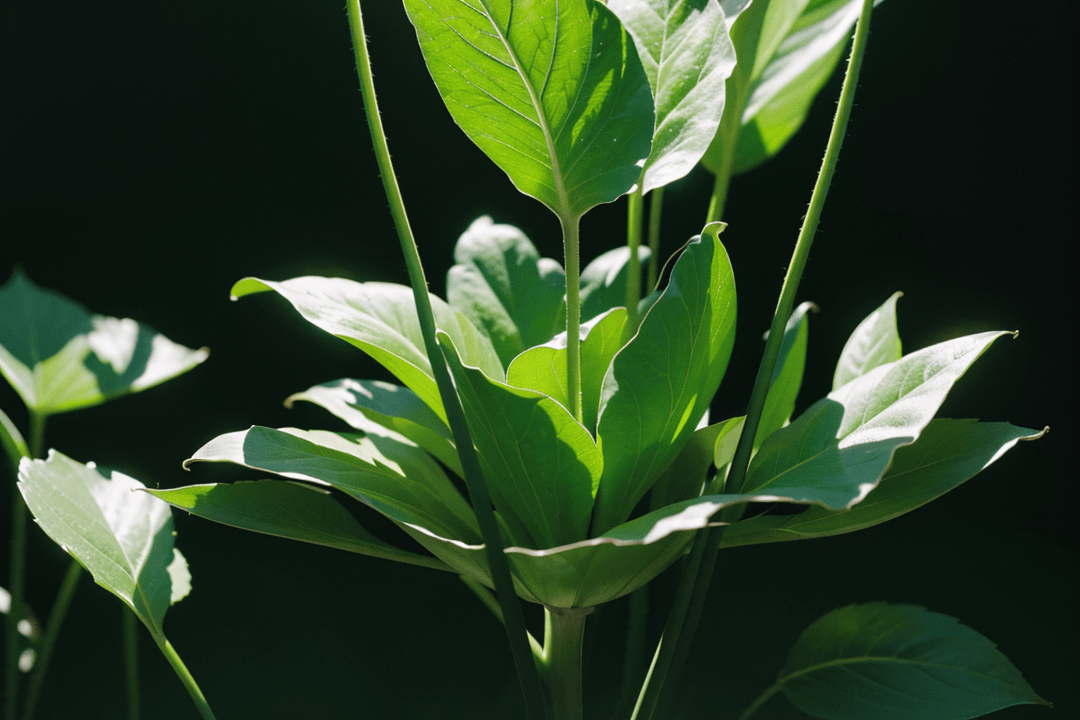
[[285, 378, 462, 477], [402, 0, 654, 217], [607, 0, 738, 192], [230, 277, 502, 421], [742, 332, 1011, 509], [446, 216, 566, 368], [777, 603, 1050, 719], [722, 420, 1045, 548], [592, 223, 736, 533], [579, 245, 653, 322], [0, 270, 208, 415], [440, 334, 601, 549], [17, 451, 191, 635], [184, 425, 481, 546], [506, 308, 629, 434], [756, 301, 814, 446], [147, 480, 451, 571], [834, 291, 902, 390]]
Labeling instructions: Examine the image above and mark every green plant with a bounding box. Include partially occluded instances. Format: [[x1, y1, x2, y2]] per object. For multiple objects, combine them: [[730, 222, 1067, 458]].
[[6, 1, 1052, 719]]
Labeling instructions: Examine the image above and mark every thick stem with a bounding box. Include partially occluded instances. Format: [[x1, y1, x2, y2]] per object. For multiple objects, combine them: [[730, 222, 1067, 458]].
[[562, 213, 584, 424], [624, 186, 645, 329], [21, 560, 81, 720], [345, 3, 548, 718], [646, 187, 664, 290], [632, 2, 877, 717], [543, 606, 592, 720], [149, 633, 216, 720]]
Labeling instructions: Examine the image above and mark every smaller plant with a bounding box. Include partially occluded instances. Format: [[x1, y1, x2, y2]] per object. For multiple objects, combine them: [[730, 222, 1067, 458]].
[[1, 270, 215, 720]]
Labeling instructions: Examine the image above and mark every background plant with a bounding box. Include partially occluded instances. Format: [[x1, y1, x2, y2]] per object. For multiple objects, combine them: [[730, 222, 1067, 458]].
[[0, 0, 1071, 716]]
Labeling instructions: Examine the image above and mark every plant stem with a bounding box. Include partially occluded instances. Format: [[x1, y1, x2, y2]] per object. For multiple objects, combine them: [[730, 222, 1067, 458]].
[[149, 632, 216, 720], [632, 2, 876, 717], [624, 185, 645, 329], [705, 109, 738, 225], [735, 681, 783, 720], [21, 560, 81, 720], [124, 607, 140, 720], [562, 213, 584, 424], [543, 606, 592, 720], [345, 4, 548, 718], [646, 188, 664, 290]]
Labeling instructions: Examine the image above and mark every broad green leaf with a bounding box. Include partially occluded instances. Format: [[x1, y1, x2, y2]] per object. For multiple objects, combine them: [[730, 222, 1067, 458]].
[[608, 0, 738, 192], [184, 425, 481, 546], [648, 419, 726, 510], [147, 480, 452, 571], [403, 0, 654, 217], [230, 277, 502, 421], [743, 332, 1011, 508], [446, 216, 566, 367], [702, 0, 886, 175], [0, 270, 208, 415], [1, 405, 30, 473], [440, 334, 601, 549], [0, 585, 40, 672], [506, 308, 629, 434], [580, 246, 652, 322], [722, 420, 1045, 548], [285, 378, 462, 478], [834, 291, 902, 390], [592, 223, 736, 533], [756, 301, 814, 446], [778, 603, 1050, 719], [17, 451, 191, 635]]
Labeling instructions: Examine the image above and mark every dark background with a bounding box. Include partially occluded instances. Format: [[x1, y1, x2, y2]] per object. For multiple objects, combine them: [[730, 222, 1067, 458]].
[[1, 1, 1073, 718]]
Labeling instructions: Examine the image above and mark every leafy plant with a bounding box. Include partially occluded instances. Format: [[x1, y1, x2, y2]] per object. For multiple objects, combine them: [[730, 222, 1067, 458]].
[[4, 0, 1052, 719]]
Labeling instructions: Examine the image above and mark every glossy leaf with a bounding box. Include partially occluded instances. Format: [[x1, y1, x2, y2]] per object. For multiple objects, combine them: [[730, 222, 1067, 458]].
[[184, 425, 481, 546], [441, 334, 601, 549], [592, 223, 736, 533], [778, 603, 1049, 719], [285, 378, 462, 477], [0, 270, 208, 415], [834, 291, 902, 390], [608, 0, 738, 192], [506, 308, 629, 434], [230, 277, 502, 421], [17, 451, 191, 634], [579, 245, 653, 322], [756, 301, 814, 446], [147, 480, 451, 571], [722, 420, 1045, 547], [743, 332, 1011, 509], [446, 216, 566, 367], [402, 0, 654, 217]]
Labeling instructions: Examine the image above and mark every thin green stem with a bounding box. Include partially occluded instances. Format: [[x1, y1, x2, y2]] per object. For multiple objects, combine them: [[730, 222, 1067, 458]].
[[624, 185, 645, 329], [563, 213, 584, 424], [21, 560, 81, 720], [646, 187, 664, 290], [736, 681, 783, 720], [124, 608, 140, 720], [149, 632, 216, 720], [705, 96, 740, 226], [632, 2, 876, 717], [345, 4, 548, 718], [542, 606, 592, 720], [615, 587, 650, 718]]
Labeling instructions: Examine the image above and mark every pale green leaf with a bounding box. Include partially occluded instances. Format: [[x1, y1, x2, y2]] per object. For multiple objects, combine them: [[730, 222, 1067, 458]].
[[579, 245, 652, 322], [756, 300, 814, 446], [834, 291, 902, 390]]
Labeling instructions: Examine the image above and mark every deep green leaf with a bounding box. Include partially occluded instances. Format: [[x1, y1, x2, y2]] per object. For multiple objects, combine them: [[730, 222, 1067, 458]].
[[440, 334, 601, 549], [743, 332, 1010, 509], [147, 480, 451, 571], [648, 419, 726, 510], [0, 270, 208, 415], [722, 420, 1045, 547], [834, 291, 902, 390], [779, 603, 1050, 719], [17, 451, 191, 635], [506, 308, 629, 434], [402, 0, 654, 217], [579, 245, 653, 322], [184, 425, 481, 546], [608, 0, 738, 192], [592, 223, 736, 533], [230, 277, 502, 421], [446, 216, 566, 367], [285, 378, 462, 477], [756, 301, 814, 446]]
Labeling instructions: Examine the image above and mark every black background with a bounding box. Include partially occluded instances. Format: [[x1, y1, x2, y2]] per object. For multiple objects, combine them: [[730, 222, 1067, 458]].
[[1, 1, 1074, 718]]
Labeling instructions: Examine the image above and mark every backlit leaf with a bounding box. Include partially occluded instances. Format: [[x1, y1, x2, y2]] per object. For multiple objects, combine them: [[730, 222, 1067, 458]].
[[833, 291, 902, 390]]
